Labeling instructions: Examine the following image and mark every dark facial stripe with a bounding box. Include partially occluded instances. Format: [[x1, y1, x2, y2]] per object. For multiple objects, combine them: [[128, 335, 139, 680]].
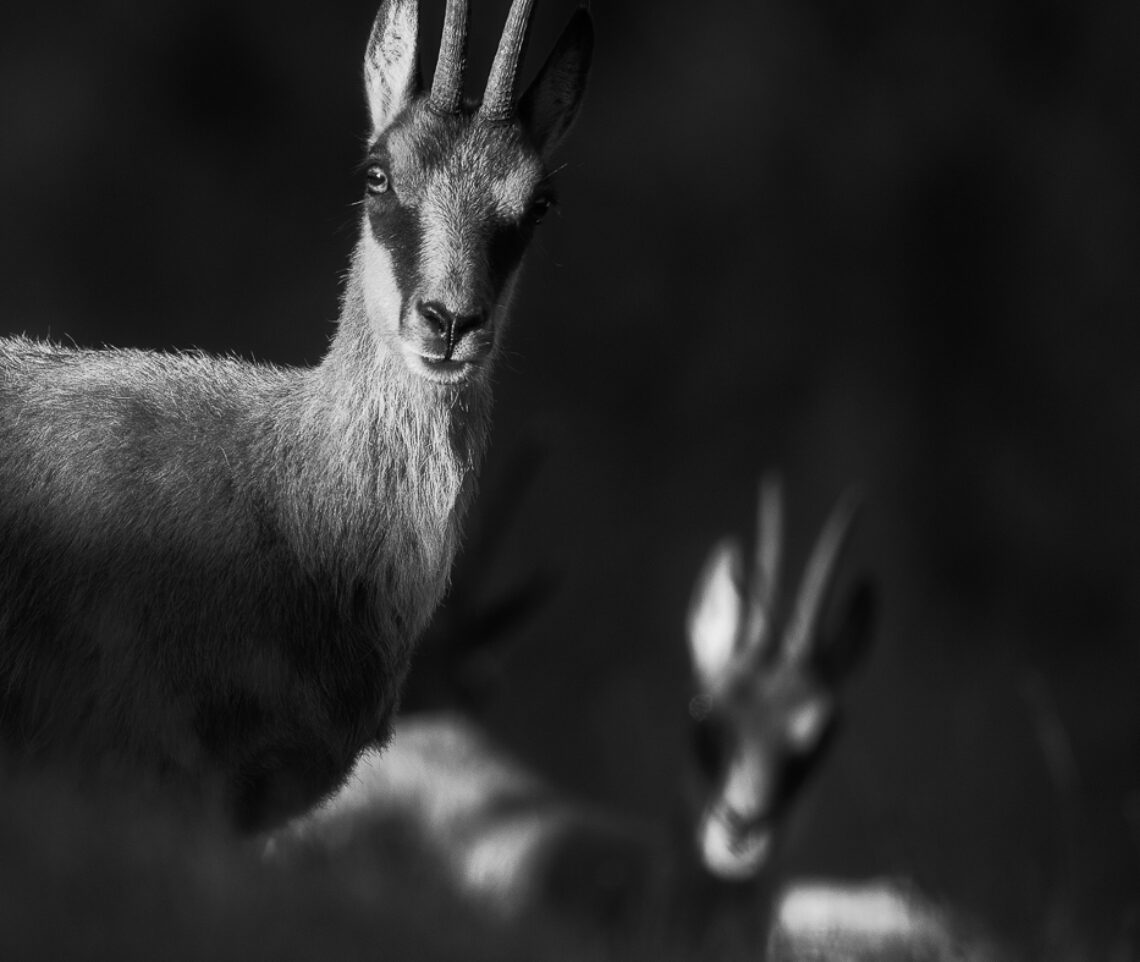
[[367, 197, 422, 307], [768, 720, 838, 819], [487, 219, 534, 295]]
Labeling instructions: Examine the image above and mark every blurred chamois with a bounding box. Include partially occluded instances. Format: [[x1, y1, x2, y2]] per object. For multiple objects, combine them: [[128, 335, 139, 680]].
[[277, 479, 883, 957]]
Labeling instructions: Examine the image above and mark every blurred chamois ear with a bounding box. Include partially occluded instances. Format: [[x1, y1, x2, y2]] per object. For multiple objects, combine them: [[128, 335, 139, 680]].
[[686, 538, 746, 691], [814, 578, 877, 684]]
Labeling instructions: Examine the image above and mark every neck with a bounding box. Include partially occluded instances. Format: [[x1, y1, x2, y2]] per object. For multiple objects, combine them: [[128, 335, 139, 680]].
[[278, 242, 493, 641], [651, 793, 776, 955]]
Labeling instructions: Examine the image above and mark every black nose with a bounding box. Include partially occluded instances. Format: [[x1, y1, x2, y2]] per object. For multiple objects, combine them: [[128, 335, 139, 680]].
[[417, 301, 487, 356]]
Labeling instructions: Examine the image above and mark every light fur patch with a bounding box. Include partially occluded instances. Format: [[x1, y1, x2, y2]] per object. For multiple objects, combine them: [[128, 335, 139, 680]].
[[785, 700, 831, 752], [722, 750, 773, 818], [359, 218, 404, 341], [419, 174, 483, 312], [777, 882, 948, 939], [489, 160, 544, 219]]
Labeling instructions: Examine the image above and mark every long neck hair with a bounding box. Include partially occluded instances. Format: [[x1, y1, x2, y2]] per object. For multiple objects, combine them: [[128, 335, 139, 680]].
[[269, 241, 494, 644]]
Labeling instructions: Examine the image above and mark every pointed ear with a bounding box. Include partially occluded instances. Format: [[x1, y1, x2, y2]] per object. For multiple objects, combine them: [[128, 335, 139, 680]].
[[815, 579, 877, 684], [518, 8, 594, 159], [364, 0, 420, 136], [687, 539, 746, 690]]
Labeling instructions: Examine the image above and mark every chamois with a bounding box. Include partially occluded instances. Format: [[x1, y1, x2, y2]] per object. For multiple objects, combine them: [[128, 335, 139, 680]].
[[0, 0, 593, 831], [273, 479, 880, 957]]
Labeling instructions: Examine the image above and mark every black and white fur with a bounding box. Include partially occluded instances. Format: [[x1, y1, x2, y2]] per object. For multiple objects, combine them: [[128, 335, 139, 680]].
[[0, 0, 593, 831]]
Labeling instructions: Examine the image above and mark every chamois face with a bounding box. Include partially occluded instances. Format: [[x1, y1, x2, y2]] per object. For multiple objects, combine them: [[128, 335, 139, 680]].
[[686, 481, 874, 881], [690, 657, 838, 882], [360, 105, 552, 385], [357, 0, 592, 387]]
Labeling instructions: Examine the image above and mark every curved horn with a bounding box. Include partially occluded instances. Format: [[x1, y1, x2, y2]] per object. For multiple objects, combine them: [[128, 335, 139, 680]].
[[429, 0, 469, 114], [783, 488, 862, 665], [742, 473, 784, 652], [481, 0, 537, 121]]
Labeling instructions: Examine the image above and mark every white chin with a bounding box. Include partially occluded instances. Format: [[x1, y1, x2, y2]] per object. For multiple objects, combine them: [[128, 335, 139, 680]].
[[700, 815, 772, 881]]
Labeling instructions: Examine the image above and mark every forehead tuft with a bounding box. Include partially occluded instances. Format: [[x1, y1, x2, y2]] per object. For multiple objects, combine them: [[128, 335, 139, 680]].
[[376, 105, 546, 217]]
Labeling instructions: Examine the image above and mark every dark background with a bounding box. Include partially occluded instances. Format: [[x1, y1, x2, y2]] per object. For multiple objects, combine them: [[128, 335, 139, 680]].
[[0, 0, 1137, 957]]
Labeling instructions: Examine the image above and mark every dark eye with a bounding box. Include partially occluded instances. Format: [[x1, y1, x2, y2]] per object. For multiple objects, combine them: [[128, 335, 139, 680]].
[[691, 713, 730, 780], [775, 720, 838, 810], [528, 195, 554, 225], [365, 164, 390, 195]]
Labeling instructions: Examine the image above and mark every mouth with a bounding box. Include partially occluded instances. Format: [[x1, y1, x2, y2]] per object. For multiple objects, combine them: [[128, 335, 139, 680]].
[[407, 353, 479, 385], [700, 810, 774, 881]]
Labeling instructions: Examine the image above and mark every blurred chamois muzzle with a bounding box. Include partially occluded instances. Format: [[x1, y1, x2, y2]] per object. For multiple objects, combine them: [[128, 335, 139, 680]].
[[714, 800, 774, 843], [701, 803, 776, 880]]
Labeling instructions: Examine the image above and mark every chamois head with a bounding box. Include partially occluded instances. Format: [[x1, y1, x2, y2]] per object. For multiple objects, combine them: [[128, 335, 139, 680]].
[[685, 477, 876, 881], [358, 0, 593, 386]]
